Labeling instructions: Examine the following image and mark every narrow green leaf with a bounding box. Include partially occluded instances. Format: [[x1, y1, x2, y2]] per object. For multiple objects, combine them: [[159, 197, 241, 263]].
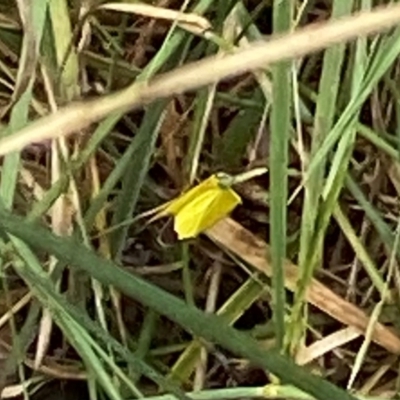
[[270, 0, 293, 350], [0, 205, 357, 400]]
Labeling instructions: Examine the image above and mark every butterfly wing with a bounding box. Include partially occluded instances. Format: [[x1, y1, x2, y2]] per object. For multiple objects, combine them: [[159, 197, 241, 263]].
[[174, 186, 241, 240], [173, 189, 220, 239], [161, 175, 218, 216], [197, 188, 241, 232]]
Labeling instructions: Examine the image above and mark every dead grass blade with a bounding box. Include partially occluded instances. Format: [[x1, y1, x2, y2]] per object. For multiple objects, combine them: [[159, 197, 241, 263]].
[[205, 218, 400, 355], [99, 3, 211, 34], [1, 3, 400, 155]]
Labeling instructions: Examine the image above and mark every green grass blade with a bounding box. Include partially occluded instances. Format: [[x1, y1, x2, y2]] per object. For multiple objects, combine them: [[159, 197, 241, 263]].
[[9, 236, 188, 399], [289, 0, 354, 353], [110, 100, 167, 258], [333, 204, 386, 296], [346, 175, 395, 252], [170, 273, 267, 383], [47, 0, 79, 100], [269, 0, 293, 351], [306, 26, 400, 180], [0, 205, 357, 400]]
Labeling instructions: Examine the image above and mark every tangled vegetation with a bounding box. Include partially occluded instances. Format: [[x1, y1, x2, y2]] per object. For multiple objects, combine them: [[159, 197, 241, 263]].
[[1, 1, 400, 400]]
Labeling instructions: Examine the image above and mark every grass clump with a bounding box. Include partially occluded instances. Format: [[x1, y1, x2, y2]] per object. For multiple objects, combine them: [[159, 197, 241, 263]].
[[0, 2, 400, 400]]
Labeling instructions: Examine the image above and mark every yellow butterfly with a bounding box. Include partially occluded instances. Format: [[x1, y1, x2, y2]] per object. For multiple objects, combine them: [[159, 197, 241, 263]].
[[152, 168, 267, 240]]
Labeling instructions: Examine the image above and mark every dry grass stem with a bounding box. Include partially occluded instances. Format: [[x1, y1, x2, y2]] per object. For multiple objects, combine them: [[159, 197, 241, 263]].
[[1, 3, 400, 155]]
